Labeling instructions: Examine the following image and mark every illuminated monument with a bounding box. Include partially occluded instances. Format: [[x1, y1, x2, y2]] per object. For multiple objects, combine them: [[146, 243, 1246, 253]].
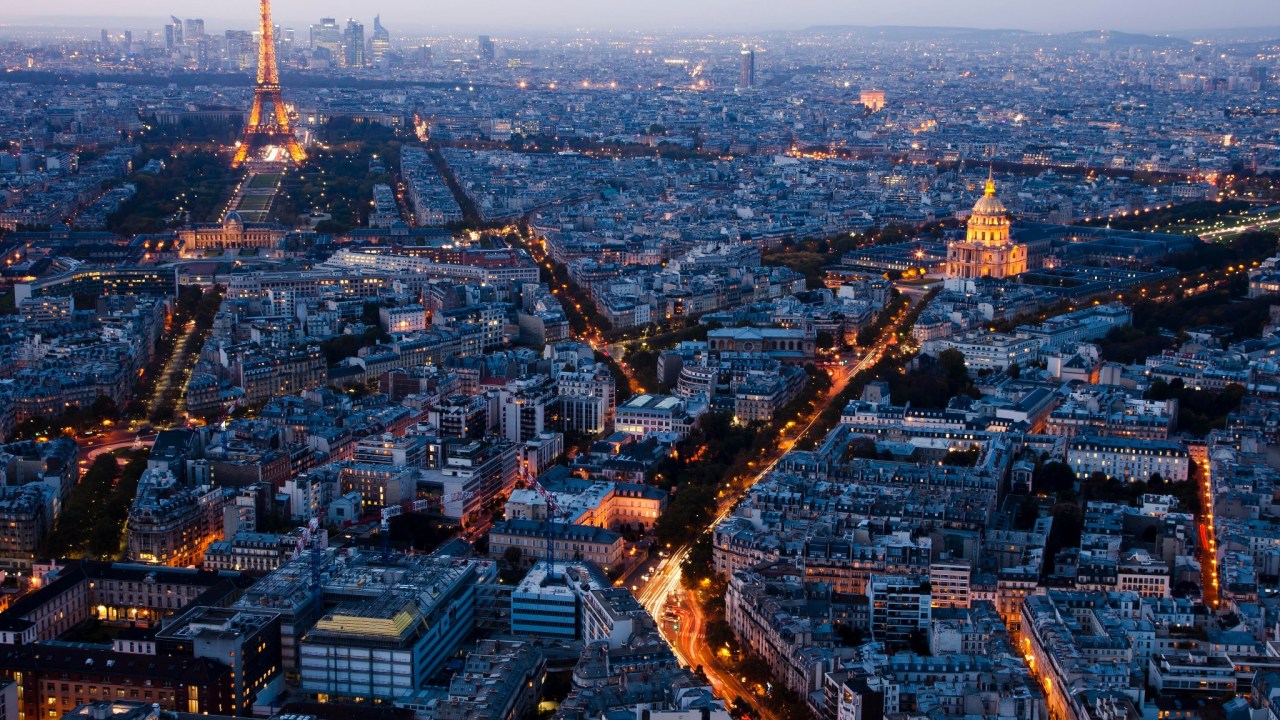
[[232, 0, 306, 167], [945, 170, 1027, 288]]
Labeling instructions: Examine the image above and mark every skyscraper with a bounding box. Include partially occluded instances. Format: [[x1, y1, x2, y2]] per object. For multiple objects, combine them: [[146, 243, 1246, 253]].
[[310, 18, 341, 61], [370, 15, 391, 67], [225, 30, 254, 71], [343, 19, 365, 68], [170, 16, 184, 47], [739, 48, 755, 88], [478, 35, 496, 64], [184, 18, 205, 44], [198, 39, 212, 68], [414, 45, 433, 68]]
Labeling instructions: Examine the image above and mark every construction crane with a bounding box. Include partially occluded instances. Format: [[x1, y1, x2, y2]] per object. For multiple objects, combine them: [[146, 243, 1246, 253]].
[[380, 499, 432, 561], [526, 475, 567, 570], [292, 516, 324, 589]]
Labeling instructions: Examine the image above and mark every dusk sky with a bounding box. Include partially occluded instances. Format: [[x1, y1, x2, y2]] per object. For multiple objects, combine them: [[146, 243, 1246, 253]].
[[9, 0, 1280, 34]]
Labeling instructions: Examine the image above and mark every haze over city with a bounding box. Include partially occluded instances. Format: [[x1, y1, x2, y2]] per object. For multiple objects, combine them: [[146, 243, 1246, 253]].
[[6, 0, 1280, 34]]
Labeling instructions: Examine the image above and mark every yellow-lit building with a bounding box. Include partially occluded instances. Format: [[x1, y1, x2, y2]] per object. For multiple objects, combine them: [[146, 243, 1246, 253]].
[[178, 212, 286, 256], [945, 174, 1028, 284]]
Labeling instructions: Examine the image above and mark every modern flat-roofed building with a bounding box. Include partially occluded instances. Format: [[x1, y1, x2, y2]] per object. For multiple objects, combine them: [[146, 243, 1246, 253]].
[[428, 394, 489, 439], [155, 605, 283, 714], [1148, 652, 1236, 696], [557, 366, 616, 435], [510, 561, 592, 639], [614, 393, 705, 440], [929, 561, 972, 609], [352, 433, 428, 467], [299, 555, 488, 703], [499, 375, 560, 444], [867, 574, 932, 650], [432, 437, 520, 526]]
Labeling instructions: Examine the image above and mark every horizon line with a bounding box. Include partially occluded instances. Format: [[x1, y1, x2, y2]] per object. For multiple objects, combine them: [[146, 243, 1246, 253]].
[[3, 16, 1280, 39]]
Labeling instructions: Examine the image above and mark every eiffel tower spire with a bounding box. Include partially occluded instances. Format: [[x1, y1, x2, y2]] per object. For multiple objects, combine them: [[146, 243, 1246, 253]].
[[232, 0, 305, 167]]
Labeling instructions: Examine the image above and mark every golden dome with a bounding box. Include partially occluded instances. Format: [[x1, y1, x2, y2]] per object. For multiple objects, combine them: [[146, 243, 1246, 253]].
[[971, 175, 1007, 217]]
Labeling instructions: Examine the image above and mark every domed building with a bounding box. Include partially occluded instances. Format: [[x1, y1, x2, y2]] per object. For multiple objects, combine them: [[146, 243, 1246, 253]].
[[177, 211, 287, 257], [945, 172, 1028, 287]]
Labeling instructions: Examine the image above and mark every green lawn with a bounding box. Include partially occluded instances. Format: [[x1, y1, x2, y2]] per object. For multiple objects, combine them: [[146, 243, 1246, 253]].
[[248, 173, 281, 190], [236, 194, 273, 211]]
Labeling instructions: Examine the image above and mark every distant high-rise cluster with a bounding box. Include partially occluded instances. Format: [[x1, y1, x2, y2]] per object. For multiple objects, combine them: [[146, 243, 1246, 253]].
[[5, 20, 1280, 720], [305, 15, 389, 69]]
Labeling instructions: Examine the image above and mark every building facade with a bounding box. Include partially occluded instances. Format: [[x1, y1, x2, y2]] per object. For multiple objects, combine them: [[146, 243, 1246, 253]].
[[946, 175, 1028, 284]]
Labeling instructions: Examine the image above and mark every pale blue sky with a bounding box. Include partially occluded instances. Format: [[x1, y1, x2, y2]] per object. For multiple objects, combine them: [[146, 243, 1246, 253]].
[[9, 0, 1280, 34]]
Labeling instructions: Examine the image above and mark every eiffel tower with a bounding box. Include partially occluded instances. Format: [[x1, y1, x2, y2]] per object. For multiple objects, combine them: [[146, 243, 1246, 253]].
[[232, 0, 305, 167]]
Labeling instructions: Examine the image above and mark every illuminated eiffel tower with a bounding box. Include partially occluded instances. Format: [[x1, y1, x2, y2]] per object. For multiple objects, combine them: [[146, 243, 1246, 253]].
[[232, 0, 305, 167]]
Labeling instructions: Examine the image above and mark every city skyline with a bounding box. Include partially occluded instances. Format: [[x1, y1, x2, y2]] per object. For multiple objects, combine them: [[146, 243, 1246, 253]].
[[7, 0, 1280, 35]]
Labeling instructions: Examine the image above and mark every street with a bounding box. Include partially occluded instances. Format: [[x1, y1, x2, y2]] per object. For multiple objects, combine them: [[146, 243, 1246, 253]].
[[632, 299, 912, 719], [79, 431, 158, 465], [1194, 451, 1220, 609], [509, 219, 923, 717], [144, 316, 204, 425]]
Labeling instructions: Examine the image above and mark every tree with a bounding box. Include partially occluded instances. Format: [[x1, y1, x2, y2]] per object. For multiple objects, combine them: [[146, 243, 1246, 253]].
[[908, 628, 932, 656], [815, 330, 836, 350], [835, 623, 866, 647], [502, 545, 523, 566], [1043, 500, 1084, 573], [843, 436, 880, 461], [938, 348, 969, 387], [941, 446, 981, 466], [1034, 461, 1077, 495], [1015, 495, 1041, 530]]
